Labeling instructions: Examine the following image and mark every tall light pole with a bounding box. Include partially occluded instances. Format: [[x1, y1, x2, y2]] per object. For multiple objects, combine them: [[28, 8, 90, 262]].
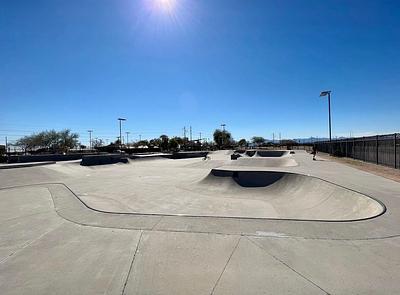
[[118, 118, 126, 151], [320, 90, 332, 154], [221, 124, 226, 148], [87, 130, 93, 150]]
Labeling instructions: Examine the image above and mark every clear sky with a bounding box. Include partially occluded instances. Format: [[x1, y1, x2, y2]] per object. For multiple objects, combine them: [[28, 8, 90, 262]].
[[1, 0, 399, 145]]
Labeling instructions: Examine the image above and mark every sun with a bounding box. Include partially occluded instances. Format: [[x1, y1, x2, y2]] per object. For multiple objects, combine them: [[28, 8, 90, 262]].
[[156, 0, 177, 12]]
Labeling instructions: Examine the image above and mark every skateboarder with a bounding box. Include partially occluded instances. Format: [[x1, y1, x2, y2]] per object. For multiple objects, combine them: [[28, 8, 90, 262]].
[[311, 145, 317, 160]]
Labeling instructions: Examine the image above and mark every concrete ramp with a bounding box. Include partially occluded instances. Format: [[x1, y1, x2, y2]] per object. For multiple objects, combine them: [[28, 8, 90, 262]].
[[198, 169, 385, 221], [254, 150, 290, 157], [231, 157, 298, 167], [80, 154, 129, 166], [183, 160, 227, 169], [230, 150, 296, 166]]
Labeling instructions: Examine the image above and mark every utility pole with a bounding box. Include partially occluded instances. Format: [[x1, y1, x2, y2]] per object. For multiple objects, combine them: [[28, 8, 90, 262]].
[[199, 132, 202, 141], [118, 118, 126, 152], [183, 127, 187, 139], [279, 133, 281, 145], [273, 133, 275, 144], [87, 130, 93, 150], [5, 136, 8, 159], [221, 124, 226, 148], [190, 126, 192, 141], [320, 91, 332, 154], [126, 132, 130, 146]]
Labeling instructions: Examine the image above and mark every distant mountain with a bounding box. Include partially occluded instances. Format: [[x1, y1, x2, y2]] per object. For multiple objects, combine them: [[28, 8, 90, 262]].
[[293, 137, 346, 144]]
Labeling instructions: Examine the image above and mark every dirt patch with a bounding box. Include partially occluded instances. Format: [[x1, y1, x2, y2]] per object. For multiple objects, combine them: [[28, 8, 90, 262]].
[[318, 152, 400, 183]]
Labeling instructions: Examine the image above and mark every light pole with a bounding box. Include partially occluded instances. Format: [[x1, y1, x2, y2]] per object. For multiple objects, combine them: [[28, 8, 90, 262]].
[[87, 130, 93, 150], [221, 124, 226, 148], [118, 118, 126, 151], [320, 90, 332, 154]]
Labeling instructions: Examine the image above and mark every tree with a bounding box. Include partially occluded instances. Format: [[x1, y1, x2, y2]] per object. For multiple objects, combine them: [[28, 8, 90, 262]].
[[58, 129, 79, 152], [136, 140, 149, 147], [160, 135, 169, 151], [251, 136, 265, 147], [238, 139, 247, 147], [149, 138, 161, 148], [174, 137, 184, 146], [168, 137, 179, 151], [213, 129, 232, 149], [92, 138, 104, 148], [15, 129, 79, 153]]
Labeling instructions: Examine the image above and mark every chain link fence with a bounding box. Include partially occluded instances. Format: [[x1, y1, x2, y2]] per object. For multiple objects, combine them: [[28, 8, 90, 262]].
[[315, 133, 400, 169]]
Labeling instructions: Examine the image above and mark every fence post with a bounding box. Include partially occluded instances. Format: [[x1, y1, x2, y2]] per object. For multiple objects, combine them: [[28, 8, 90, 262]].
[[363, 137, 366, 161], [395, 133, 397, 169], [376, 135, 379, 164]]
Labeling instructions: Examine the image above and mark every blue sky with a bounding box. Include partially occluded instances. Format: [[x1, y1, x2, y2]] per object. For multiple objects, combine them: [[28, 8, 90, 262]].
[[1, 0, 399, 145]]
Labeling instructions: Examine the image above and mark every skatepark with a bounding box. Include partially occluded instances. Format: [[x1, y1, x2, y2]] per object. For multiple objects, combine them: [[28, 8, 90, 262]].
[[1, 150, 400, 294]]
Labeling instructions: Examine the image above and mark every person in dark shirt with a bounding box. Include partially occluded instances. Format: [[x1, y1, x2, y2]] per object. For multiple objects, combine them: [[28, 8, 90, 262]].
[[311, 145, 317, 160]]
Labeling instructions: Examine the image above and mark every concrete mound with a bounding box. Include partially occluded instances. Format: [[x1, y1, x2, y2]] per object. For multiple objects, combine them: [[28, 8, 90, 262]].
[[198, 169, 385, 221], [245, 150, 257, 157]]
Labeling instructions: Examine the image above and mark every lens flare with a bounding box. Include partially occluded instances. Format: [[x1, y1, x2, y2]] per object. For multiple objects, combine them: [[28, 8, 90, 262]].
[[125, 0, 196, 35], [156, 0, 177, 13]]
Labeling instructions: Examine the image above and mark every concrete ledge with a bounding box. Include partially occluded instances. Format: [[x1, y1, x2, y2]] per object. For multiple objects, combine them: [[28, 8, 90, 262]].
[[0, 161, 56, 169], [7, 153, 95, 163], [130, 153, 171, 160], [130, 151, 209, 160], [170, 151, 209, 159], [80, 154, 129, 166]]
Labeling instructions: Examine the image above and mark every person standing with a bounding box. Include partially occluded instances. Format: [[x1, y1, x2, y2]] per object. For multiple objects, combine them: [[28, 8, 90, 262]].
[[311, 145, 317, 160]]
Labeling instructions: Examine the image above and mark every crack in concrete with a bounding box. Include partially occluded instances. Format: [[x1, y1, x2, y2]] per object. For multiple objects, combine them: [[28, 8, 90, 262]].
[[246, 236, 331, 295], [0, 221, 64, 265], [210, 236, 241, 295], [122, 230, 144, 295]]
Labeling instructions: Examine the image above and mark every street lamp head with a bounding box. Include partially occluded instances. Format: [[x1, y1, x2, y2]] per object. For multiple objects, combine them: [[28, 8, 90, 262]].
[[320, 91, 331, 97], [118, 118, 126, 121]]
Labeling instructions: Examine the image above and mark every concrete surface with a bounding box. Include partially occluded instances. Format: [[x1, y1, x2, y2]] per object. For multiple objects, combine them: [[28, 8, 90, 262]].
[[1, 150, 400, 294], [0, 161, 56, 169]]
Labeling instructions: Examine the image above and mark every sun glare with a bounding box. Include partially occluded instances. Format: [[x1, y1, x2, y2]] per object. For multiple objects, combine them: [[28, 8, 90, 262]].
[[156, 0, 177, 12], [135, 0, 194, 32]]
